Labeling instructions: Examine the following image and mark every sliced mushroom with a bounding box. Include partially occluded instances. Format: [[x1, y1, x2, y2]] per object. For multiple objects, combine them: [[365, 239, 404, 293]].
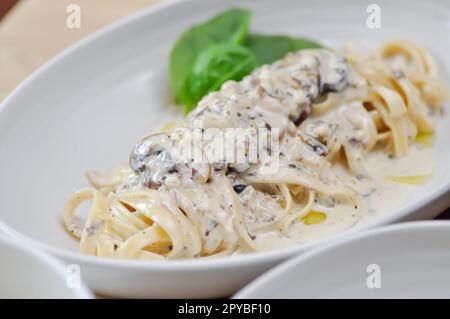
[[290, 102, 312, 126], [227, 163, 252, 175], [298, 131, 329, 157], [302, 120, 341, 156], [129, 133, 176, 183], [318, 51, 349, 94]]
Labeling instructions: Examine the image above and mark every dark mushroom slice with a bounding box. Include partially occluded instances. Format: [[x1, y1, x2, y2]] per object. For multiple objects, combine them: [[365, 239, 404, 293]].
[[129, 133, 177, 183], [298, 131, 329, 157], [232, 184, 248, 194], [227, 162, 252, 175], [318, 51, 349, 95], [290, 102, 312, 126]]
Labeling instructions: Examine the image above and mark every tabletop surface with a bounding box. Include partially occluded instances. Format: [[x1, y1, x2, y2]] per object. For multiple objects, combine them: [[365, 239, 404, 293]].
[[0, 0, 160, 101]]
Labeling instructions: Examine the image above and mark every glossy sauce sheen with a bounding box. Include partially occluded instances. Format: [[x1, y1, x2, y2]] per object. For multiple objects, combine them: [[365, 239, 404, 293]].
[[125, 49, 434, 253]]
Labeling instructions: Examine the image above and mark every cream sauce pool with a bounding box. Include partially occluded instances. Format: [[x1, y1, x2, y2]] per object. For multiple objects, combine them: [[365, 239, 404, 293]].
[[123, 48, 438, 255]]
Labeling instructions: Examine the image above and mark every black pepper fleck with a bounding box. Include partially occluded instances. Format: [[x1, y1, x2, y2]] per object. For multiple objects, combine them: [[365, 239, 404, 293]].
[[233, 184, 247, 194]]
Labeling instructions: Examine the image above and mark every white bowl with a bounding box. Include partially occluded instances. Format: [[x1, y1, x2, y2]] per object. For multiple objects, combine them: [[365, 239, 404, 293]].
[[235, 221, 450, 298], [0, 0, 449, 298], [0, 235, 92, 299]]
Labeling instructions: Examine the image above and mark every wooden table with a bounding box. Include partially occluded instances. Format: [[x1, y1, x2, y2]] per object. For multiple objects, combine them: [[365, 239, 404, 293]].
[[0, 0, 161, 101]]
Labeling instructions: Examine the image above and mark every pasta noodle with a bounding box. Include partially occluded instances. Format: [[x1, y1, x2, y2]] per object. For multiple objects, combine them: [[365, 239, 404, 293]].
[[63, 40, 448, 260]]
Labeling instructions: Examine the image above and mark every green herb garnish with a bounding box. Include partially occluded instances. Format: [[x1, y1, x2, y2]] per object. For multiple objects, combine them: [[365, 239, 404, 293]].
[[183, 43, 259, 111], [169, 8, 251, 108], [244, 34, 322, 65], [169, 8, 322, 113]]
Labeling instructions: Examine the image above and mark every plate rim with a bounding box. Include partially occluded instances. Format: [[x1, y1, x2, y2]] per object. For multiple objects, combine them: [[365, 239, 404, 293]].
[[0, 234, 93, 299], [0, 0, 449, 270], [234, 220, 450, 298]]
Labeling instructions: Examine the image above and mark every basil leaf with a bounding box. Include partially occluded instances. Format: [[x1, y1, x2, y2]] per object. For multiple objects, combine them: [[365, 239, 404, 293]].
[[244, 34, 322, 65], [184, 43, 259, 113], [169, 8, 252, 103]]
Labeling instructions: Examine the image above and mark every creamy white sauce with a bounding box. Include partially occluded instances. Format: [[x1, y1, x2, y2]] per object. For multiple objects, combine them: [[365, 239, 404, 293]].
[[249, 144, 434, 250], [121, 48, 438, 255]]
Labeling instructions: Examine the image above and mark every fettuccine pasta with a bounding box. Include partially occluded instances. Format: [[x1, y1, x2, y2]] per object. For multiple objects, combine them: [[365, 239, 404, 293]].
[[63, 40, 448, 260]]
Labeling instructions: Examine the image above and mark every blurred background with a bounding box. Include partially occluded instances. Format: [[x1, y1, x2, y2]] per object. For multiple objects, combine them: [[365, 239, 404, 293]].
[[0, 0, 161, 101], [0, 0, 449, 218]]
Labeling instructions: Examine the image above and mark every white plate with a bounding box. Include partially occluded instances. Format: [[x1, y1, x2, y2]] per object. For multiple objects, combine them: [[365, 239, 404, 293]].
[[0, 0, 449, 298], [235, 221, 450, 298], [0, 235, 92, 298]]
